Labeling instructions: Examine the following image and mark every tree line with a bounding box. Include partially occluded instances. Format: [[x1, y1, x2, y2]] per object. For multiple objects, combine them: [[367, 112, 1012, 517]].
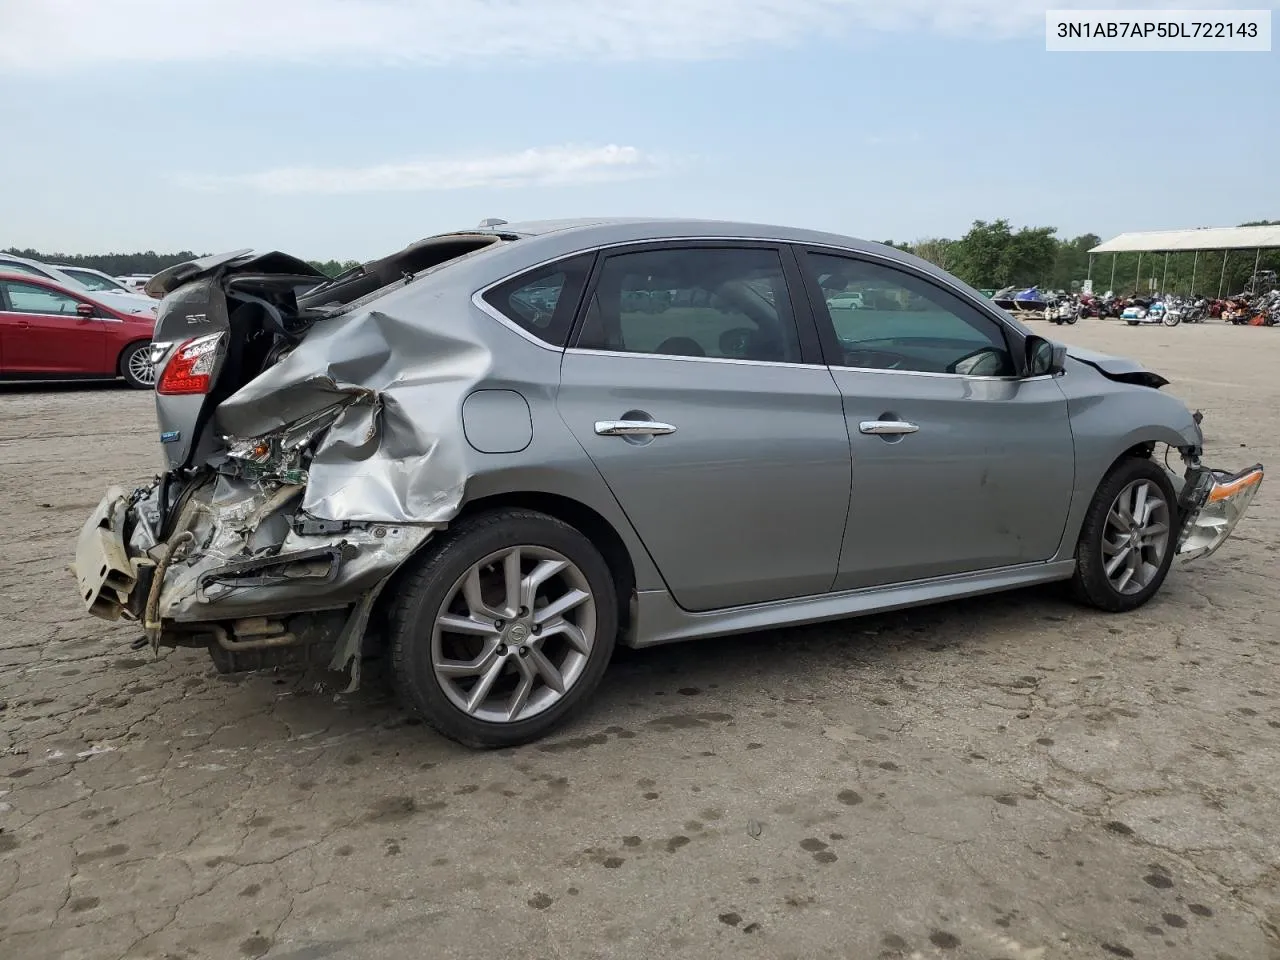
[[8, 217, 1278, 294], [1, 248, 363, 280], [883, 218, 1279, 296]]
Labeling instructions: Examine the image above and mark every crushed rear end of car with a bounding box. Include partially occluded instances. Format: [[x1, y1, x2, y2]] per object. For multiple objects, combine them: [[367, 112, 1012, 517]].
[[70, 231, 517, 684]]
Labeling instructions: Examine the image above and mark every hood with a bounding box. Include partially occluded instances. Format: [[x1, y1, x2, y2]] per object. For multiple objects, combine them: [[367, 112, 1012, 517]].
[[1065, 345, 1169, 389], [95, 289, 159, 316]]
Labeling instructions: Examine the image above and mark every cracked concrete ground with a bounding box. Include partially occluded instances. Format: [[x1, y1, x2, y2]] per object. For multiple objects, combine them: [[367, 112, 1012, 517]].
[[1, 321, 1277, 960]]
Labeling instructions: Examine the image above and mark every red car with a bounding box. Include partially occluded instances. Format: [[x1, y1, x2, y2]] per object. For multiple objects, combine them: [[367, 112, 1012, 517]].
[[0, 271, 156, 388]]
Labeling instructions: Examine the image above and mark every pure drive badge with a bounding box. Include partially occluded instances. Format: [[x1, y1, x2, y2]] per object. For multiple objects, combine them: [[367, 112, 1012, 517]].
[[160, 431, 181, 443]]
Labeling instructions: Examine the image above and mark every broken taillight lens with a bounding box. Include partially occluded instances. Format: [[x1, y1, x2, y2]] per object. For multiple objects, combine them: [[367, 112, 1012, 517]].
[[155, 333, 223, 395]]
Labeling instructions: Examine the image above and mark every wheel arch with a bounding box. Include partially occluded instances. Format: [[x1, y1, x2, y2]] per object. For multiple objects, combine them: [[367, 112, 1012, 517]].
[[1054, 427, 1193, 562], [457, 490, 638, 638], [115, 337, 153, 375], [366, 487, 647, 659]]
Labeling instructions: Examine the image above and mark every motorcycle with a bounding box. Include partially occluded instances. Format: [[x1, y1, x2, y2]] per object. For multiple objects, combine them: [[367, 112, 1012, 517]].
[[1124, 297, 1180, 326], [1048, 297, 1080, 325]]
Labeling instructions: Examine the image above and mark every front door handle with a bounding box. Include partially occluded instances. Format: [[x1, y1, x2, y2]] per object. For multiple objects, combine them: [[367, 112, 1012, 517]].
[[595, 419, 677, 437], [859, 420, 919, 436]]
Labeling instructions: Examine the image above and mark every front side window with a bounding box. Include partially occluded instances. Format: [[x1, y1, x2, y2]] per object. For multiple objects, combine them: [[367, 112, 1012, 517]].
[[481, 253, 594, 347], [805, 252, 1014, 377], [575, 247, 801, 363], [3, 280, 84, 316]]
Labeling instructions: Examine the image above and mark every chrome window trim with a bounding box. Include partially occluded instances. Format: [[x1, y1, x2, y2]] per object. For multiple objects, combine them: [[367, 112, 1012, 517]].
[[471, 289, 565, 353], [565, 347, 1056, 382], [471, 235, 1043, 374], [563, 348, 828, 371]]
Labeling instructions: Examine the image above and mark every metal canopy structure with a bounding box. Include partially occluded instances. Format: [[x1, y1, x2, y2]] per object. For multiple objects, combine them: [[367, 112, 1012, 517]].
[[1087, 225, 1280, 297], [1090, 225, 1280, 254]]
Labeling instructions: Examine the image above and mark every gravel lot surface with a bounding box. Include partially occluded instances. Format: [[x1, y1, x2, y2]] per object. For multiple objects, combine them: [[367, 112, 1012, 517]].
[[1, 321, 1277, 960]]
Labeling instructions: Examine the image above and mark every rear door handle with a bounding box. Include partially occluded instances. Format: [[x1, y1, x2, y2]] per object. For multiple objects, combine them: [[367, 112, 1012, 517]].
[[595, 419, 678, 437], [859, 420, 919, 436]]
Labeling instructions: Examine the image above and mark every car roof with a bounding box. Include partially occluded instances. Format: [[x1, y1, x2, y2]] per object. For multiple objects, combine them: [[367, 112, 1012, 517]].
[[463, 217, 996, 304]]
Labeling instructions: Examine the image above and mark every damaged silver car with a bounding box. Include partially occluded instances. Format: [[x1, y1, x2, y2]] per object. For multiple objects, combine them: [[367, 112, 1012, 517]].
[[72, 219, 1264, 747]]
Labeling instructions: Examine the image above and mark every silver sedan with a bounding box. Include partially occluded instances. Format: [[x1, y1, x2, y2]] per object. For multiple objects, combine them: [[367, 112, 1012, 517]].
[[72, 219, 1264, 747]]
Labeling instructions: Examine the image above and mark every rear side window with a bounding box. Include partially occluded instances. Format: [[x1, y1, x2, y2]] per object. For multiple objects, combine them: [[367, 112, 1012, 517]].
[[481, 253, 595, 347]]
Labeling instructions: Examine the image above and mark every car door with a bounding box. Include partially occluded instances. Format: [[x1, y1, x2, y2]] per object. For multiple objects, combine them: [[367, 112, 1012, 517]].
[[0, 279, 107, 374], [797, 248, 1075, 590], [556, 242, 852, 612]]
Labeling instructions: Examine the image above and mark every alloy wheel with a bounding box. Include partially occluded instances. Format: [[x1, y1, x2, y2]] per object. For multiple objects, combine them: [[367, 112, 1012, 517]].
[[430, 546, 597, 723], [1101, 479, 1171, 594], [128, 347, 156, 386]]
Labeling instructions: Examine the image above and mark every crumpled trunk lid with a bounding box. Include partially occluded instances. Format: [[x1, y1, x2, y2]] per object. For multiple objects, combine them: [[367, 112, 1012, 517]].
[[150, 251, 329, 470]]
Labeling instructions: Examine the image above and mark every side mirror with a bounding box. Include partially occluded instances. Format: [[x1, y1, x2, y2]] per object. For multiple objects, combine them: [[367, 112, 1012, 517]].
[[1026, 336, 1067, 377], [76, 302, 96, 318]]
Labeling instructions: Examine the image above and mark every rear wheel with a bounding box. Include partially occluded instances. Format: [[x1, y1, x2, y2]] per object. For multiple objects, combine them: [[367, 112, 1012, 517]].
[[119, 341, 155, 389], [389, 508, 618, 748], [1070, 458, 1178, 612]]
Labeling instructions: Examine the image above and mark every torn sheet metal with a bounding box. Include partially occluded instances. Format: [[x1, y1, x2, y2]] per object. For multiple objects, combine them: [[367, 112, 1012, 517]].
[[153, 472, 434, 623], [215, 304, 490, 524]]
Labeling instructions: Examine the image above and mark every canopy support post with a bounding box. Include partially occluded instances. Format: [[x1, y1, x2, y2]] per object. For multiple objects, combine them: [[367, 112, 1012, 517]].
[[1110, 253, 1117, 292], [1135, 252, 1143, 293], [1253, 247, 1263, 292], [1190, 250, 1198, 296], [1161, 252, 1169, 296], [1219, 250, 1229, 298]]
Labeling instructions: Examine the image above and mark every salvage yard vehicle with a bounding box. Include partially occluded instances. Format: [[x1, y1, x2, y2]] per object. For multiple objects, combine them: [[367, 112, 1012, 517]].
[[71, 219, 1264, 748], [0, 271, 156, 387], [0, 253, 159, 317]]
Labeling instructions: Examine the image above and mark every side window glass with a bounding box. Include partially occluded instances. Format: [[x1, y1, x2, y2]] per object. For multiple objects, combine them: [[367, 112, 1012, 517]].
[[481, 253, 594, 347], [576, 247, 802, 363], [0, 262, 47, 278], [805, 252, 1014, 376], [4, 281, 83, 316]]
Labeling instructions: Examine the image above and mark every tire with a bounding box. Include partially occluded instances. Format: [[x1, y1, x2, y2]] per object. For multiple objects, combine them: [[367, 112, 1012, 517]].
[[389, 507, 618, 748], [1066, 315, 1078, 325], [1163, 313, 1180, 327], [1126, 320, 1139, 326], [1070, 458, 1179, 613], [119, 341, 155, 389]]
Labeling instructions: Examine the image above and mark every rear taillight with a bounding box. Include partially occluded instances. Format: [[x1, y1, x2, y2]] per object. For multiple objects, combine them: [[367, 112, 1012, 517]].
[[156, 333, 223, 395]]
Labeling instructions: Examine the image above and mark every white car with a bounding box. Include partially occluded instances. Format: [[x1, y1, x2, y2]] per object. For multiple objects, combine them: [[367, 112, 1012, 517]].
[[0, 254, 157, 316], [56, 265, 143, 296], [115, 274, 154, 293], [827, 292, 865, 310]]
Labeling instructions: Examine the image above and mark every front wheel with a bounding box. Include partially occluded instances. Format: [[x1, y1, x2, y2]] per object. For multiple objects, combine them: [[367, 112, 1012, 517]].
[[119, 341, 155, 389], [1066, 314, 1079, 325], [1070, 458, 1179, 613], [389, 508, 618, 748], [1163, 314, 1181, 327]]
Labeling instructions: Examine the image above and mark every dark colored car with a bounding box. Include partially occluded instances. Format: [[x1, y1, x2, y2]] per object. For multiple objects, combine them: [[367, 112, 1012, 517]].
[[0, 272, 156, 388]]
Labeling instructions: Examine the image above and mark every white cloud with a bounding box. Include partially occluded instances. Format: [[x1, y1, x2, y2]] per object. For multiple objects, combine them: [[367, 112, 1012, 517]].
[[0, 0, 1251, 72], [173, 144, 664, 194]]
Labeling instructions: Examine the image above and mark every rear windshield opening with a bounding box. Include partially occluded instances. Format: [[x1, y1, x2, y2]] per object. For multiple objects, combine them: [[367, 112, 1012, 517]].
[[301, 233, 510, 310]]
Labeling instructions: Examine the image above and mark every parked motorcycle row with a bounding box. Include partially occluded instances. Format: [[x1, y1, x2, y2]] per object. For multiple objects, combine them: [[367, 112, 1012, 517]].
[[991, 285, 1280, 328]]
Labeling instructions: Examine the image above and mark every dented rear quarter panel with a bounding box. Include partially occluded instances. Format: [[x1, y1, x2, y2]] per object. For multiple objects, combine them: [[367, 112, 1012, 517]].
[[212, 240, 668, 595]]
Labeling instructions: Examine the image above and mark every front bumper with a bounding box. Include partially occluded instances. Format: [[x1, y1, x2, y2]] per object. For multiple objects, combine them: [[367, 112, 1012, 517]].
[[1177, 463, 1265, 563]]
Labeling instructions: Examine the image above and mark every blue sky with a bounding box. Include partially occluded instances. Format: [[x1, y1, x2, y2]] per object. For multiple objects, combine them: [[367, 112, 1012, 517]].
[[2, 0, 1275, 260]]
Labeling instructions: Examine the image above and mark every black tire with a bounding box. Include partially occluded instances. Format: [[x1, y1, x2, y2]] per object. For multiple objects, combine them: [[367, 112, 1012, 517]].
[[389, 507, 618, 748], [1070, 457, 1179, 613], [118, 341, 155, 389]]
